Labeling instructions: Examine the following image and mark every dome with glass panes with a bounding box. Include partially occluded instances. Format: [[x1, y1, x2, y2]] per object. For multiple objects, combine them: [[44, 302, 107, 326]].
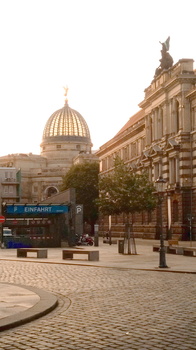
[[42, 100, 91, 143], [40, 88, 92, 160]]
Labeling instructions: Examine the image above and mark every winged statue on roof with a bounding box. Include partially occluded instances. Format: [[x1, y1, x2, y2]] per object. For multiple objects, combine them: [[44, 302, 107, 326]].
[[154, 36, 173, 77]]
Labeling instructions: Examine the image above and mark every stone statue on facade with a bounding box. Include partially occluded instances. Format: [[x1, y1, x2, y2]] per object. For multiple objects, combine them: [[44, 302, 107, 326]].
[[154, 36, 173, 77]]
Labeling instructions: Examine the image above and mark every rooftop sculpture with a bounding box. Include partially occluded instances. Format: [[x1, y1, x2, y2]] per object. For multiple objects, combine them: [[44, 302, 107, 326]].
[[154, 36, 173, 77]]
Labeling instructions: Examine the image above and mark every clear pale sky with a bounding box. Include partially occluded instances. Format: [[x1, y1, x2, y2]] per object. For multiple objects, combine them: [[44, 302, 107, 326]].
[[0, 0, 195, 156]]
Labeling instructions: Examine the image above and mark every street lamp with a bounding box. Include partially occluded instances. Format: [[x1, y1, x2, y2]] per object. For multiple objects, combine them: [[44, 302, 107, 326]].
[[155, 176, 168, 268]]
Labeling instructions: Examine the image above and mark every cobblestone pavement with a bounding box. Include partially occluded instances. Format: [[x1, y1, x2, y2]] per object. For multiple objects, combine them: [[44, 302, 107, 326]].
[[0, 260, 195, 350]]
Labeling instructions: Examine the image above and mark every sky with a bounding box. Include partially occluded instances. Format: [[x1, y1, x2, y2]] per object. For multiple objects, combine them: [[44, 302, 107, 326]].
[[0, 0, 195, 156]]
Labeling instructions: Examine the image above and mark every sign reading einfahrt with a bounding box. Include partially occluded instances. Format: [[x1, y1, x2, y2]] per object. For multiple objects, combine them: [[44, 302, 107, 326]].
[[6, 205, 68, 215]]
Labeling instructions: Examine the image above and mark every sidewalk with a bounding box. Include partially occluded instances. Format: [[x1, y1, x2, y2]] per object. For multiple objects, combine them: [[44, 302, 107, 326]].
[[0, 238, 195, 331], [0, 238, 195, 272]]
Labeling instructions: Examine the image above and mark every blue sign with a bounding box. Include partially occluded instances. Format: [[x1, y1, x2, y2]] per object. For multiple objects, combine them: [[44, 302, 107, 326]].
[[6, 205, 68, 215]]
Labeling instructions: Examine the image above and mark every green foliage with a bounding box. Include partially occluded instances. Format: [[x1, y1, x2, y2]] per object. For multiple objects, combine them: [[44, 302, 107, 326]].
[[61, 162, 99, 225], [97, 157, 156, 216]]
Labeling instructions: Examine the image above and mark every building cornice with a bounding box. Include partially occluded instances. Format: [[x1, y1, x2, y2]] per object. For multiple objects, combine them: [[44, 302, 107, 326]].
[[139, 59, 196, 109]]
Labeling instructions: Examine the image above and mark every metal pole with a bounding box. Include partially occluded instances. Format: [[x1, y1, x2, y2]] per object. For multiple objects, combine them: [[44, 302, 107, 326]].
[[109, 215, 112, 245], [94, 224, 99, 246], [159, 195, 168, 268]]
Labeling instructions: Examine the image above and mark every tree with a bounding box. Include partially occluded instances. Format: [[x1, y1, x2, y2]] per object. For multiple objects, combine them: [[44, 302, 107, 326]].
[[97, 157, 156, 253], [61, 162, 99, 234]]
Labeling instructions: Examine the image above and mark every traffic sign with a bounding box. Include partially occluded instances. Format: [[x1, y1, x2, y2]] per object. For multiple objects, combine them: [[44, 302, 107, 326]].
[[0, 216, 5, 223]]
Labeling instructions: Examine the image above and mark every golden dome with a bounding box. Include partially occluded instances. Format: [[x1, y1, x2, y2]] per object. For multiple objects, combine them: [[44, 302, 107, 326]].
[[42, 100, 91, 144]]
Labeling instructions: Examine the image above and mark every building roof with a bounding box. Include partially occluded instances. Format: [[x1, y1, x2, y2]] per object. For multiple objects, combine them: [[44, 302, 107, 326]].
[[115, 109, 144, 136], [96, 109, 145, 155]]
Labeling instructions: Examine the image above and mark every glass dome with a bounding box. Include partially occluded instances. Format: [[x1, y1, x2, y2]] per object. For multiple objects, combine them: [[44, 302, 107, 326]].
[[42, 101, 91, 143]]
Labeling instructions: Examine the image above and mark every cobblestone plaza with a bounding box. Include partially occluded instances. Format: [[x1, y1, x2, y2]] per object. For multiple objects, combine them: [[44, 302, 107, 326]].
[[0, 242, 195, 349]]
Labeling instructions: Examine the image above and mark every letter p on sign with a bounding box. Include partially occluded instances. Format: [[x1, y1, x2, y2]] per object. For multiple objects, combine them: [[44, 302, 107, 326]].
[[76, 205, 82, 214]]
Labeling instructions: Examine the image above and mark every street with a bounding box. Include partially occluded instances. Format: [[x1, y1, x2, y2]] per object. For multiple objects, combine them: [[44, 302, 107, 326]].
[[0, 259, 195, 349]]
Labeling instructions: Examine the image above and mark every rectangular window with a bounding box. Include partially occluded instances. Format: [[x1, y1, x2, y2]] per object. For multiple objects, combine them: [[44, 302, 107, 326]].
[[9, 186, 13, 193], [169, 158, 179, 184], [122, 146, 129, 161], [4, 186, 8, 193], [154, 162, 160, 181]]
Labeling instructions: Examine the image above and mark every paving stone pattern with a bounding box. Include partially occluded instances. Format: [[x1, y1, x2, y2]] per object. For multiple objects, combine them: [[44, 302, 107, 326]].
[[0, 260, 195, 350]]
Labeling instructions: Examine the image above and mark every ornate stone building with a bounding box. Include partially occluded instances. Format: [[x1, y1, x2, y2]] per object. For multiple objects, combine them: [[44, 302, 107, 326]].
[[0, 94, 98, 204], [97, 58, 196, 240]]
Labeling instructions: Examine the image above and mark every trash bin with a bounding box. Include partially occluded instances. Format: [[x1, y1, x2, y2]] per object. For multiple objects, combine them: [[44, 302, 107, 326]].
[[118, 240, 124, 254]]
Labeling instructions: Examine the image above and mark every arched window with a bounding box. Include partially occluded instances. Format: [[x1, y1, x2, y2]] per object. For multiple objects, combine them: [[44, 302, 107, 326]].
[[45, 186, 58, 198], [173, 200, 179, 222]]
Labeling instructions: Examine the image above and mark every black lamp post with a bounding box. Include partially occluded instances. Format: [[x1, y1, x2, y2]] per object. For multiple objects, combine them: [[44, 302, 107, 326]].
[[155, 176, 168, 268]]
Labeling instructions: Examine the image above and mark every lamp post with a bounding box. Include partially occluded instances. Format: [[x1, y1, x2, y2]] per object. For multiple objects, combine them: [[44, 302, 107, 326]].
[[155, 176, 168, 268], [94, 224, 99, 246]]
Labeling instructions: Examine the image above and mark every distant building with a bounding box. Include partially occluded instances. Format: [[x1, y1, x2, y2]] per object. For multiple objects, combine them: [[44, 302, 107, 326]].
[[0, 167, 21, 209], [97, 59, 196, 240], [0, 94, 98, 204]]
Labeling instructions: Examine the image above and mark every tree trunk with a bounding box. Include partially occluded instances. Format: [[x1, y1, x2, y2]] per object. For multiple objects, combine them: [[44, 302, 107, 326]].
[[124, 214, 137, 255]]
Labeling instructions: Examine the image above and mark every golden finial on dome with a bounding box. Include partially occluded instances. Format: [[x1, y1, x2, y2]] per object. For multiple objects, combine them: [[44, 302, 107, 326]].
[[63, 86, 69, 104]]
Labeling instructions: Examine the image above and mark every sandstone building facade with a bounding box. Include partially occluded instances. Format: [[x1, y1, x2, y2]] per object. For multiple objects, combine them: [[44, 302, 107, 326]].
[[97, 59, 196, 240]]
